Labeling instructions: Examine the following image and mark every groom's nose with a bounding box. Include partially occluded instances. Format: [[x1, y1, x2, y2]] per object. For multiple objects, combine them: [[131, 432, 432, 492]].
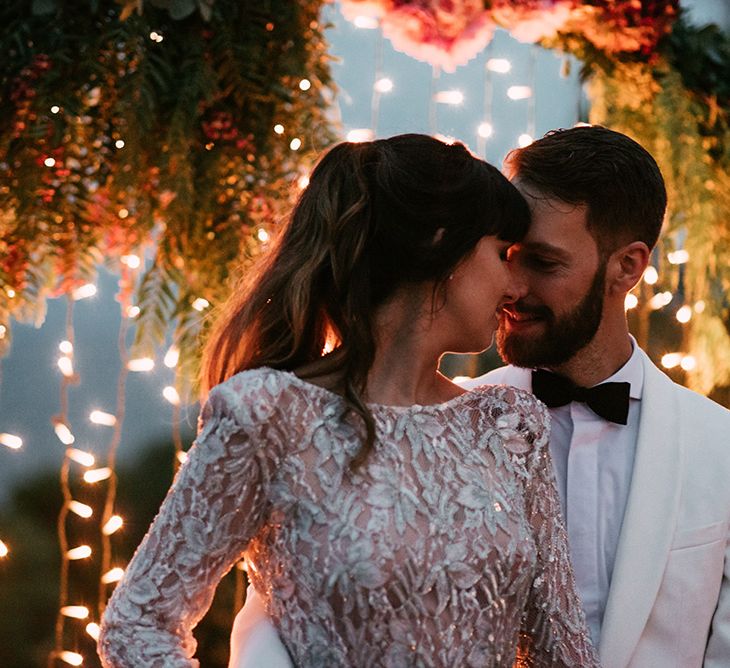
[[504, 266, 528, 303]]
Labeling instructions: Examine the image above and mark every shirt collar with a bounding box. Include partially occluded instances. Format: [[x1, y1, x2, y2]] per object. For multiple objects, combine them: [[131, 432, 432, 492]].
[[599, 335, 643, 400]]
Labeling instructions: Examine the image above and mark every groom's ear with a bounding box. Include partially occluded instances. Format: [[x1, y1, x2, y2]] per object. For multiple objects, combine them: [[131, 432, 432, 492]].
[[606, 241, 650, 296]]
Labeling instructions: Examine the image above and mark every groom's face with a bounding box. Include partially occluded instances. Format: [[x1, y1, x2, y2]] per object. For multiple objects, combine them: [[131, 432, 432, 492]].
[[496, 187, 607, 368]]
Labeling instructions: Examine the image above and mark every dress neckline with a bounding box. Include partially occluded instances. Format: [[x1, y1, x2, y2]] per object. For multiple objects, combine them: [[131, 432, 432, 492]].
[[273, 368, 482, 414]]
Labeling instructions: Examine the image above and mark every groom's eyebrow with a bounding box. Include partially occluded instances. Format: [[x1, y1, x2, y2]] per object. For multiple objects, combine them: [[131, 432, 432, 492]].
[[519, 241, 571, 260]]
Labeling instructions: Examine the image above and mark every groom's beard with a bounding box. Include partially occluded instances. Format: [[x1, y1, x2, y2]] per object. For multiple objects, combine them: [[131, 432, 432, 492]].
[[496, 264, 606, 368]]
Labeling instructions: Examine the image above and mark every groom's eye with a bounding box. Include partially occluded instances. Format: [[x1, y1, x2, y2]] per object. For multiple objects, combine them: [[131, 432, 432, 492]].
[[525, 255, 560, 272]]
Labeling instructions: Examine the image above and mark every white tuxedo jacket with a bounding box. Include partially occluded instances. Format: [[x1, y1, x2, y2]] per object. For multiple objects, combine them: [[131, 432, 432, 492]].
[[229, 348, 730, 668], [470, 348, 730, 667]]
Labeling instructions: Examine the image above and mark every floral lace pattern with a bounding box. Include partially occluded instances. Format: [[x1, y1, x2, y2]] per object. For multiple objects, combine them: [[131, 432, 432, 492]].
[[99, 367, 598, 667]]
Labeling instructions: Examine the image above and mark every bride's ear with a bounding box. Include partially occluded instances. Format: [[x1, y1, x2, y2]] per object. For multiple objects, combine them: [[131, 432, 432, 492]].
[[607, 241, 650, 296]]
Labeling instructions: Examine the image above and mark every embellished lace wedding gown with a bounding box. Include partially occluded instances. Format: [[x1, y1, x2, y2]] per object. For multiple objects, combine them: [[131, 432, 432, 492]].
[[98, 367, 599, 667]]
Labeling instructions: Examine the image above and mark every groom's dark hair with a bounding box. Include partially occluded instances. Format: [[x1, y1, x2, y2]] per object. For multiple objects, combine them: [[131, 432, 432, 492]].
[[505, 125, 667, 254]]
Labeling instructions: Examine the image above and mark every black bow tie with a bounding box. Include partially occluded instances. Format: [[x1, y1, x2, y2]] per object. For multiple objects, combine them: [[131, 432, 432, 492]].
[[531, 369, 631, 425]]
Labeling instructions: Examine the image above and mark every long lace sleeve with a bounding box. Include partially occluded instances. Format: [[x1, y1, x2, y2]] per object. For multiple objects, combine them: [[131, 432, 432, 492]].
[[510, 393, 600, 668], [98, 375, 281, 667]]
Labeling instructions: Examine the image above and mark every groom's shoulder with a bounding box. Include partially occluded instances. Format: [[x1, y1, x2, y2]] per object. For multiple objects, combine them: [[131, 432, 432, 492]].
[[458, 365, 532, 392]]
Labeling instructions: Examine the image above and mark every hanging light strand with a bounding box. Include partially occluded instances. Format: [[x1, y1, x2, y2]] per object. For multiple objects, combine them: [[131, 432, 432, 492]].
[[428, 66, 440, 135], [97, 306, 131, 617], [478, 44, 494, 159], [370, 29, 385, 136], [52, 295, 77, 665], [526, 45, 537, 142], [171, 361, 185, 476]]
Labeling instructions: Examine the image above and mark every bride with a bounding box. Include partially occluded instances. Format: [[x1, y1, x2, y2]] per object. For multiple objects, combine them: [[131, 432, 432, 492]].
[[98, 134, 598, 667]]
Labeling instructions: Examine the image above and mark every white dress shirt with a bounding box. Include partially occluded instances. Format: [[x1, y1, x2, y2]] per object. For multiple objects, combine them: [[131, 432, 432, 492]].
[[547, 345, 643, 644], [463, 340, 644, 644]]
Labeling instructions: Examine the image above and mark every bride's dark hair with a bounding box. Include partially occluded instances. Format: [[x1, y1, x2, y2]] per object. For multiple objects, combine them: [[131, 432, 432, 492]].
[[201, 133, 529, 462]]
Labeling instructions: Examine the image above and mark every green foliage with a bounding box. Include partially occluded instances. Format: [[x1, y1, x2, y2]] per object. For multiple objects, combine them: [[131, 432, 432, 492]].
[[540, 12, 730, 399], [0, 0, 337, 390]]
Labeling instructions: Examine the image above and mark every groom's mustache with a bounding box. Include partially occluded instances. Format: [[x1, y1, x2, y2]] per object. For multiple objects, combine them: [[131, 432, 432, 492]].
[[501, 301, 553, 320]]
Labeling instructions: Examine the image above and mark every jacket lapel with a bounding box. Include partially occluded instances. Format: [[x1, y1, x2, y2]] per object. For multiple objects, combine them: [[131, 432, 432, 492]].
[[598, 349, 683, 667]]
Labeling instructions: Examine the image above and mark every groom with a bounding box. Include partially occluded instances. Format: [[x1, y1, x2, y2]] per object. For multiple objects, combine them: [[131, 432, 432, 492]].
[[230, 127, 730, 668], [461, 125, 730, 668]]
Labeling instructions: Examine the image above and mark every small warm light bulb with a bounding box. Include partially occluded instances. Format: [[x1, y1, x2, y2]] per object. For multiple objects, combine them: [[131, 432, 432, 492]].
[[126, 305, 140, 318], [67, 545, 92, 560], [163, 386, 181, 406], [58, 651, 83, 666], [273, 124, 285, 134], [661, 352, 682, 369], [486, 58, 511, 73], [297, 175, 310, 189], [346, 129, 375, 143], [164, 345, 179, 368], [667, 249, 689, 265], [61, 605, 89, 619], [51, 105, 60, 114], [121, 254, 140, 269], [433, 90, 464, 105], [118, 208, 129, 219], [84, 467, 112, 484], [676, 305, 692, 323], [101, 567, 125, 584], [59, 340, 73, 355], [192, 297, 210, 312], [289, 138, 302, 151], [68, 501, 93, 519], [6, 289, 15, 298], [58, 355, 74, 377], [649, 291, 673, 310], [72, 283, 97, 300], [89, 410, 117, 426], [127, 357, 155, 372], [44, 157, 56, 167], [507, 86, 532, 100], [86, 622, 101, 641], [624, 293, 639, 310], [0, 433, 23, 450], [681, 355, 697, 371], [0, 540, 8, 557], [102, 515, 123, 536], [257, 228, 270, 243], [299, 79, 311, 91], [477, 122, 493, 139], [517, 133, 533, 148], [694, 300, 706, 313], [643, 266, 658, 285], [67, 449, 95, 467], [374, 77, 393, 93], [353, 15, 378, 29], [55, 423, 75, 445], [115, 139, 125, 149]]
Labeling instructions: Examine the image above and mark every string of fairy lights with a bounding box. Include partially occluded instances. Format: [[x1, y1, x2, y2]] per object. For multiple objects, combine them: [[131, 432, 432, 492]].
[[0, 7, 702, 666]]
